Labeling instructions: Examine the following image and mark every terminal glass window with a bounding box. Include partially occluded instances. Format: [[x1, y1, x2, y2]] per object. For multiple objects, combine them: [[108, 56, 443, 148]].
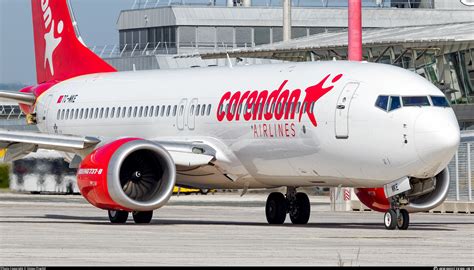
[[235, 27, 252, 47], [197, 27, 216, 48], [180, 27, 196, 47], [272, 27, 283, 43], [292, 27, 308, 39], [217, 27, 234, 47], [254, 27, 270, 46]]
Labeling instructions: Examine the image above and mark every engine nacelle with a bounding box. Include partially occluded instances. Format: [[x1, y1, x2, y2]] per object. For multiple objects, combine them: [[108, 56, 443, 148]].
[[354, 168, 450, 213], [77, 138, 176, 212]]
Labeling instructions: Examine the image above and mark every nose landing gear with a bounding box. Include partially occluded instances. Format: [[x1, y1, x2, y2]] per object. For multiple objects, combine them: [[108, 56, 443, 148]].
[[265, 187, 311, 225], [384, 196, 410, 230]]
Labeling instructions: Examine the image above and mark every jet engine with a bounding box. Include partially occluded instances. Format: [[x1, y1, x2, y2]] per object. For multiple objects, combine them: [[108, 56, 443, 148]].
[[354, 168, 450, 213], [77, 138, 176, 212]]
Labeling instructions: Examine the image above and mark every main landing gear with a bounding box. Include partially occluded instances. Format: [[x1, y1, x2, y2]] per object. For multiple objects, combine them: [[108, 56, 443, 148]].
[[265, 187, 311, 225], [107, 210, 154, 224], [384, 196, 410, 230]]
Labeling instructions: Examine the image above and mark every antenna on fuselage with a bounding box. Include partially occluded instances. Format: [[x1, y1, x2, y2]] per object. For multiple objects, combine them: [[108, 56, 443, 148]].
[[226, 53, 234, 69]]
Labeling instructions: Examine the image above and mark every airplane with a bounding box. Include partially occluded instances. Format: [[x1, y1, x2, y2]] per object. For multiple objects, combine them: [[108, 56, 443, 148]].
[[0, 0, 460, 230]]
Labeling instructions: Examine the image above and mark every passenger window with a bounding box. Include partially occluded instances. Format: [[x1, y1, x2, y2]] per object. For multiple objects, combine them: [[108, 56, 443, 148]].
[[161, 106, 165, 117], [180, 105, 184, 116], [389, 96, 401, 111], [100, 108, 104, 118], [110, 108, 115, 118], [122, 107, 126, 118], [57, 110, 60, 120], [105, 108, 109, 118], [74, 109, 79, 119], [190, 105, 195, 116], [196, 105, 201, 116], [430, 96, 450, 107], [166, 106, 171, 116], [80, 109, 84, 119], [375, 95, 389, 111], [89, 108, 94, 119], [94, 108, 99, 119], [402, 96, 430, 107], [201, 105, 206, 116], [207, 104, 211, 116], [65, 109, 69, 120], [139, 106, 143, 117], [173, 105, 177, 116]]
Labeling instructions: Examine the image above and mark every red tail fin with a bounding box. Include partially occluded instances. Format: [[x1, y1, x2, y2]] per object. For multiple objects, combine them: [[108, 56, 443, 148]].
[[31, 0, 116, 84]]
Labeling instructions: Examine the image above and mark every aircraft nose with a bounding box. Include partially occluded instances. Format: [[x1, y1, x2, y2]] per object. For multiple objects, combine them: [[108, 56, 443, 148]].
[[414, 110, 460, 171]]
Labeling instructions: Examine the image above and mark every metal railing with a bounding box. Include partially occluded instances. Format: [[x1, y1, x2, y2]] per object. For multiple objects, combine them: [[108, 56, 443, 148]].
[[0, 105, 24, 120], [131, 0, 434, 9], [448, 139, 473, 201], [90, 42, 255, 58]]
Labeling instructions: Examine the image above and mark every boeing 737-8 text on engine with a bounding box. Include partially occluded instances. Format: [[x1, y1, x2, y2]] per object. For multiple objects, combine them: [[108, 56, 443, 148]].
[[0, 0, 460, 229]]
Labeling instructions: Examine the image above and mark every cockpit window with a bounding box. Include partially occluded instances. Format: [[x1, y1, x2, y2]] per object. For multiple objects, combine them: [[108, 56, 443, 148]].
[[375, 95, 389, 111], [388, 96, 401, 111], [402, 96, 430, 107], [430, 96, 450, 107]]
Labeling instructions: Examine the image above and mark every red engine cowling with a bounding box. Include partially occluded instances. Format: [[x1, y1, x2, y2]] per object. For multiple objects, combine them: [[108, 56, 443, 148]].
[[77, 138, 176, 212], [354, 187, 390, 212], [354, 168, 450, 213]]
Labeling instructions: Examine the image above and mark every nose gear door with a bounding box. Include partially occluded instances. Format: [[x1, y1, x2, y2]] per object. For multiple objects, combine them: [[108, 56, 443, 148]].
[[335, 82, 359, 139]]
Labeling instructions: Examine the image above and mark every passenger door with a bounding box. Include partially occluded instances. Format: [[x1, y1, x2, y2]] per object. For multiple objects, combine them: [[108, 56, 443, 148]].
[[177, 98, 187, 130], [335, 82, 359, 139], [187, 98, 198, 130]]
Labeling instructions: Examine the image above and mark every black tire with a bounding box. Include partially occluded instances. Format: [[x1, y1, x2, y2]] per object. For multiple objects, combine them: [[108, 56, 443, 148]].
[[289, 192, 311, 225], [397, 209, 410, 230], [200, 189, 209, 195], [132, 211, 153, 224], [108, 210, 129, 224], [384, 209, 397, 230], [266, 192, 287, 224]]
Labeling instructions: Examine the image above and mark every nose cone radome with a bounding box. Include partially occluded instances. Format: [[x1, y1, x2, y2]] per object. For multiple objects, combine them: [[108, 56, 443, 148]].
[[414, 110, 460, 173]]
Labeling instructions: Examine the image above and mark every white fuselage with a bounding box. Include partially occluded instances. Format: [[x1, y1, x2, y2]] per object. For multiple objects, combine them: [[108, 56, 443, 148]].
[[33, 61, 460, 189]]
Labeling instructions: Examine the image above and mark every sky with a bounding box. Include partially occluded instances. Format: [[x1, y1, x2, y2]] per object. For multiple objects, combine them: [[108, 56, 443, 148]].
[[0, 0, 133, 85], [0, 0, 348, 85]]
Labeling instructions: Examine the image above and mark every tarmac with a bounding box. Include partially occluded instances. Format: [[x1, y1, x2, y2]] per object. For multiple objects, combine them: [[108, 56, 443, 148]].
[[0, 192, 473, 266]]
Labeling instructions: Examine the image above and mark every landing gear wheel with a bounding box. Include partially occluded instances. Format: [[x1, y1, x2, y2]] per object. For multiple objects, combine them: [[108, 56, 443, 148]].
[[289, 192, 311, 225], [132, 211, 153, 224], [266, 192, 287, 224], [384, 209, 397, 230], [108, 210, 129, 224], [397, 209, 410, 230]]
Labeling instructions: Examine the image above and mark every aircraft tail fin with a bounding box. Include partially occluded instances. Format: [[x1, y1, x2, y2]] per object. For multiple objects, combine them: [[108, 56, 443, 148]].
[[31, 0, 116, 84]]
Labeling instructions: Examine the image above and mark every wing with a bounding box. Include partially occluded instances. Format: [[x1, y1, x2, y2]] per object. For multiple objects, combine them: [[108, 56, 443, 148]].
[[0, 130, 216, 170], [0, 130, 100, 162]]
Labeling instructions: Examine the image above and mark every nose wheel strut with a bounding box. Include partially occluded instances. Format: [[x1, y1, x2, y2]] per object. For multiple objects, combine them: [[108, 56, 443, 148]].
[[384, 196, 410, 230]]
